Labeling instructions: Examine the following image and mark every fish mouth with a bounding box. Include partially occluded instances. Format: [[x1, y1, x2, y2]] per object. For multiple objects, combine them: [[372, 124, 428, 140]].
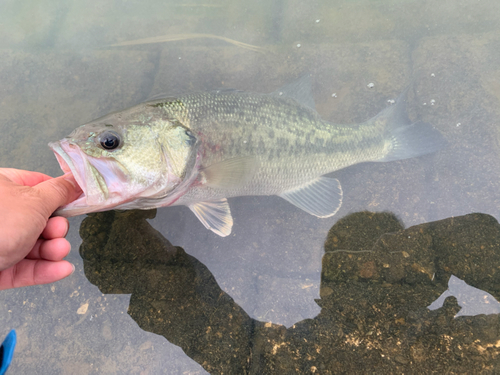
[[49, 140, 109, 216], [49, 141, 86, 193]]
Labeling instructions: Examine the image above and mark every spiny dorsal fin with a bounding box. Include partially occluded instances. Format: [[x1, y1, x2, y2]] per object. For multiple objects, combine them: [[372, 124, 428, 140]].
[[279, 177, 343, 218], [271, 73, 316, 110], [189, 199, 233, 237]]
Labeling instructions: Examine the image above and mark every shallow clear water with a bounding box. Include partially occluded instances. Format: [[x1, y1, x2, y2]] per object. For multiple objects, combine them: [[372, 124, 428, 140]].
[[1, 0, 500, 373]]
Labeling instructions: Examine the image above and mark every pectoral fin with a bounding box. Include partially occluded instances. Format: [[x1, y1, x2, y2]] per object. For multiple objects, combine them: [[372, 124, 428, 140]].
[[202, 157, 259, 189], [189, 199, 233, 237], [279, 177, 343, 218]]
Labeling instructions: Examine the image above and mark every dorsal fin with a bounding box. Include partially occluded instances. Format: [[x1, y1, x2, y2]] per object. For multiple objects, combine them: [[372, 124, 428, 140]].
[[271, 73, 315, 110]]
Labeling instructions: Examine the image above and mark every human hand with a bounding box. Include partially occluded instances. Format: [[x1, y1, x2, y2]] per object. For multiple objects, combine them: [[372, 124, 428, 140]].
[[0, 168, 82, 290]]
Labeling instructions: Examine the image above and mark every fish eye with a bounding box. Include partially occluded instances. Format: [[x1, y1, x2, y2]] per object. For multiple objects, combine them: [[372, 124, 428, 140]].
[[99, 131, 121, 150], [185, 129, 196, 146]]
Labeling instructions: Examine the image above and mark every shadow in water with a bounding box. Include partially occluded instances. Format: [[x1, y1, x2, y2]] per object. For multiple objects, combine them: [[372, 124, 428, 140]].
[[79, 210, 500, 373]]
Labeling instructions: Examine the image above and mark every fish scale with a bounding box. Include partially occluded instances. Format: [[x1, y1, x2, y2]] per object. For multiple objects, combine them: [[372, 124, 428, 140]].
[[159, 91, 385, 188]]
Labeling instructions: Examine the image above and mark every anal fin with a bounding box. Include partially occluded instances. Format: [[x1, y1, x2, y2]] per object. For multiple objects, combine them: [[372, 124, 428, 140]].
[[279, 177, 343, 218], [189, 199, 233, 237]]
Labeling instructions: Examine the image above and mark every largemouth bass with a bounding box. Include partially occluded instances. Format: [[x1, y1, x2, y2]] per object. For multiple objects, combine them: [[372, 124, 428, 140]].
[[49, 75, 445, 236]]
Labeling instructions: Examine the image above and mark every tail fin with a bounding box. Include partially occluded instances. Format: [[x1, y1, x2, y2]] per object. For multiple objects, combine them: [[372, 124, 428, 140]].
[[373, 87, 447, 162], [378, 121, 447, 162]]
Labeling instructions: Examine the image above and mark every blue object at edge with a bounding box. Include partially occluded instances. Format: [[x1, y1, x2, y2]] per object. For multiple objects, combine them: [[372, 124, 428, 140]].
[[0, 330, 16, 375]]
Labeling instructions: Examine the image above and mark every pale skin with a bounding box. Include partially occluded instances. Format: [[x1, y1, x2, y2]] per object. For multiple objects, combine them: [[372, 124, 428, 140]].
[[0, 168, 82, 290]]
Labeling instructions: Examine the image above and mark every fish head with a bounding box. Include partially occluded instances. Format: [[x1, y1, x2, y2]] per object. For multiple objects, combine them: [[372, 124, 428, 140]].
[[49, 104, 199, 216]]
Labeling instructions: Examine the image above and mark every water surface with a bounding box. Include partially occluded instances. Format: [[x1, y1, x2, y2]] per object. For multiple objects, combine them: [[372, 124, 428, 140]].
[[1, 0, 500, 373]]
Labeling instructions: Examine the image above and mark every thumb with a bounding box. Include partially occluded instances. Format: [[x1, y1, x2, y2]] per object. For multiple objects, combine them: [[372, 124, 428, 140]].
[[33, 174, 83, 216]]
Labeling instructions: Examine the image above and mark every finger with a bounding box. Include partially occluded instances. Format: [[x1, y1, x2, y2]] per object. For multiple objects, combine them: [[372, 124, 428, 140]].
[[0, 168, 53, 186], [33, 174, 83, 217], [0, 260, 74, 290], [27, 238, 71, 261], [41, 217, 69, 239]]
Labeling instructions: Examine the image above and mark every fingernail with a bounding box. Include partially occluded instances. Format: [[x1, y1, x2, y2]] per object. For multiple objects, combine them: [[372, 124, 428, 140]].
[[70, 263, 75, 275], [64, 178, 76, 189], [63, 173, 76, 188], [63, 174, 83, 194], [64, 222, 70, 237]]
